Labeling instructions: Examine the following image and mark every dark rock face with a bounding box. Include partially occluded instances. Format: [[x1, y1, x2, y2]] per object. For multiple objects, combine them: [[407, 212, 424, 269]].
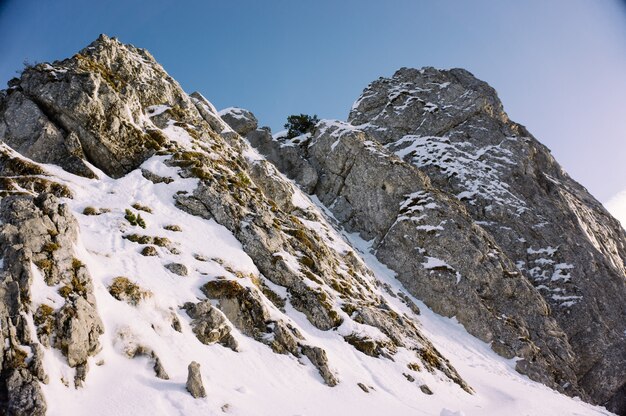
[[349, 67, 626, 412], [218, 107, 258, 137], [246, 67, 626, 412]]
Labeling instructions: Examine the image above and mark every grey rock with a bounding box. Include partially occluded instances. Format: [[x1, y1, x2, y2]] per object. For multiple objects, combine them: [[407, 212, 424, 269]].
[[164, 262, 188, 276], [256, 119, 578, 396], [348, 67, 626, 412], [141, 169, 174, 184], [125, 345, 169, 380], [301, 345, 338, 387], [55, 296, 104, 367], [0, 182, 103, 414], [357, 382, 369, 393], [183, 301, 238, 351], [190, 92, 231, 134], [246, 128, 319, 193], [1, 34, 202, 178], [201, 280, 271, 338], [186, 361, 206, 398], [219, 107, 258, 136], [5, 368, 47, 416]]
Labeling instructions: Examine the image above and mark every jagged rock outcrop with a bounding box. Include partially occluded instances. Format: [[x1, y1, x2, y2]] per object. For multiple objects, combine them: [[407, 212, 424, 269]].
[[0, 150, 103, 414], [0, 34, 196, 178], [246, 119, 581, 397], [244, 67, 626, 413], [218, 107, 258, 137]]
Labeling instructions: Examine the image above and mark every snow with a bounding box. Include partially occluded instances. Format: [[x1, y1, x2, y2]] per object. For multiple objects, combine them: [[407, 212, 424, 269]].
[[217, 107, 247, 119], [331, 230, 612, 416], [422, 256, 450, 269], [387, 135, 528, 214], [145, 105, 171, 117]]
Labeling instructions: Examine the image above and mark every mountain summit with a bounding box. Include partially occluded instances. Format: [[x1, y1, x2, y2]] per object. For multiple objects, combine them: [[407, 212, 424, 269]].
[[0, 35, 624, 416]]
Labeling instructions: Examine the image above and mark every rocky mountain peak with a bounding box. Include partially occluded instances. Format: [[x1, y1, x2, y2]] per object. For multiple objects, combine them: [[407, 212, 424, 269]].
[[349, 66, 510, 143], [0, 36, 624, 415]]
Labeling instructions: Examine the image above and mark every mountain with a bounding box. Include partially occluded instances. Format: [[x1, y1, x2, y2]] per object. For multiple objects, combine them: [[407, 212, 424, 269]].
[[0, 35, 623, 416]]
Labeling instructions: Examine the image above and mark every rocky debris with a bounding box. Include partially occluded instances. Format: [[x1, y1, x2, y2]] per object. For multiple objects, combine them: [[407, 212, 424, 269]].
[[397, 292, 420, 316], [186, 361, 206, 398], [218, 107, 258, 136], [55, 296, 104, 368], [201, 280, 271, 338], [183, 300, 238, 351], [347, 67, 626, 413], [141, 169, 174, 184], [123, 233, 177, 253], [3, 368, 47, 416], [200, 279, 340, 386], [301, 345, 338, 387], [164, 262, 188, 276], [357, 383, 369, 393], [420, 384, 433, 395]]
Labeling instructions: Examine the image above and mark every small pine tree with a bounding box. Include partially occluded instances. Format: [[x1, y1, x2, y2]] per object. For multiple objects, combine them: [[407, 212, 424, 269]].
[[284, 114, 319, 139]]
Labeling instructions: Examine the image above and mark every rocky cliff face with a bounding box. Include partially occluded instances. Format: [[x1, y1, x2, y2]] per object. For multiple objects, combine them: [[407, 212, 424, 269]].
[[246, 67, 626, 414], [0, 35, 622, 416]]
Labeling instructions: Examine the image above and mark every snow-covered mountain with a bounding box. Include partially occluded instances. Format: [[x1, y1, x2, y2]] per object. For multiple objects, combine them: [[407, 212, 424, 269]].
[[0, 35, 624, 416]]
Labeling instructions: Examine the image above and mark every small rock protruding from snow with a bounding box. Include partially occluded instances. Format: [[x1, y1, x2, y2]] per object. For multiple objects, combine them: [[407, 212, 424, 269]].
[[186, 361, 207, 399], [164, 262, 188, 276]]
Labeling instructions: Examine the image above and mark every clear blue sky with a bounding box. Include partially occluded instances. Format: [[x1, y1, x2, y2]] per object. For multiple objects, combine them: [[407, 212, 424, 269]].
[[1, 0, 625, 201]]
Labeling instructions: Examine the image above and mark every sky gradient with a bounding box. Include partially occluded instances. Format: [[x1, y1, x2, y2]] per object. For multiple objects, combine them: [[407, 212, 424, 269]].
[[1, 0, 625, 204]]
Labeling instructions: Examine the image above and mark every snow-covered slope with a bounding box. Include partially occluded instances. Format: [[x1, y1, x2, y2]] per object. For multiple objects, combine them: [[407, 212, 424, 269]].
[[34, 147, 611, 416]]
